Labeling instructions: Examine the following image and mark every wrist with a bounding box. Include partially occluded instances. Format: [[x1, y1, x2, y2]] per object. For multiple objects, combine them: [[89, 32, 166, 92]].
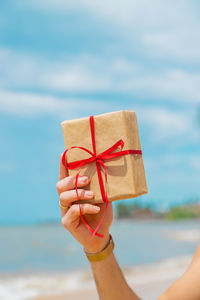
[[84, 233, 110, 254]]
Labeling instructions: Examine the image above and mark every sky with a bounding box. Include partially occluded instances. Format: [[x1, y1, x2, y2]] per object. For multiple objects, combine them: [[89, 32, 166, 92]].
[[0, 0, 200, 225]]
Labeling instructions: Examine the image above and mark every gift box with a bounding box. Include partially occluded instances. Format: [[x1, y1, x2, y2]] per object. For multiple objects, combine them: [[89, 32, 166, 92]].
[[61, 110, 148, 204]]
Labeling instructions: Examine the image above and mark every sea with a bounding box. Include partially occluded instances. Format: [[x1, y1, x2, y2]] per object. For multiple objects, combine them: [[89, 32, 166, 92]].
[[0, 219, 200, 299]]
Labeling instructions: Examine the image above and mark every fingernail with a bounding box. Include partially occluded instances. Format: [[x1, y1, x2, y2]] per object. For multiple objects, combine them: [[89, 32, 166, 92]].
[[94, 206, 100, 212], [85, 190, 94, 198], [79, 176, 88, 184]]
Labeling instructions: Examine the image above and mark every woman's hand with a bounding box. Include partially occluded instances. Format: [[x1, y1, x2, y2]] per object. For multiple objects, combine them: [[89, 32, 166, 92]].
[[56, 155, 113, 254]]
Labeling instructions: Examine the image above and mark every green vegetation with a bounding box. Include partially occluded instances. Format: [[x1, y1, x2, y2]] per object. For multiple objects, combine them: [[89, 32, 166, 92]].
[[165, 205, 200, 220], [116, 202, 200, 220], [116, 202, 153, 219]]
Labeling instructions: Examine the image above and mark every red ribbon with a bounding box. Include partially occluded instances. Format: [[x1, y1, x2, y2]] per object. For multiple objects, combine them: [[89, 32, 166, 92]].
[[62, 115, 142, 237]]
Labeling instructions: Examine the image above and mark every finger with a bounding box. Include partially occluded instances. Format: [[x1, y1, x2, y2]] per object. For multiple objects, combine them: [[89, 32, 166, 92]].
[[60, 189, 94, 207], [56, 175, 90, 195], [59, 153, 68, 180], [62, 204, 100, 229], [59, 200, 70, 217]]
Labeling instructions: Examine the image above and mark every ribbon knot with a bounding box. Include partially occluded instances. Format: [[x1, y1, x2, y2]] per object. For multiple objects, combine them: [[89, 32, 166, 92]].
[[62, 115, 142, 237], [95, 157, 102, 163]]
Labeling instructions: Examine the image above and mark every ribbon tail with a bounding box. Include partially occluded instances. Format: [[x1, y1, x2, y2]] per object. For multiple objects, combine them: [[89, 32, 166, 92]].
[[80, 207, 104, 237], [92, 161, 108, 237], [75, 169, 104, 238], [96, 161, 106, 201], [92, 200, 108, 237]]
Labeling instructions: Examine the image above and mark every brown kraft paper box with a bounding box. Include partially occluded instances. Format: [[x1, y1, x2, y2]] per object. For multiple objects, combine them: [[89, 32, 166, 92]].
[[61, 110, 148, 204]]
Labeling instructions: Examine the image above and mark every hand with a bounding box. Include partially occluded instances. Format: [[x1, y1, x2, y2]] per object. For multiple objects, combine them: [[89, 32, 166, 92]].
[[56, 155, 113, 254]]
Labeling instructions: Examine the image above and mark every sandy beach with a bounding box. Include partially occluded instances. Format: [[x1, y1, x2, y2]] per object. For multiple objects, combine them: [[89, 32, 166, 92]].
[[0, 255, 192, 300], [1, 221, 199, 300], [32, 255, 191, 300]]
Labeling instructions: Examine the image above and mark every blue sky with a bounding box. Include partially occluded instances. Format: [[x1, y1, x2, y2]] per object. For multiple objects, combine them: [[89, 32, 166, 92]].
[[0, 0, 200, 225]]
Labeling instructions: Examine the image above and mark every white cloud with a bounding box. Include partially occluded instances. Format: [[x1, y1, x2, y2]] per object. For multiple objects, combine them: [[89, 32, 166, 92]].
[[42, 66, 111, 93], [145, 154, 200, 179], [0, 90, 102, 118], [24, 0, 200, 62], [0, 49, 112, 93], [142, 108, 189, 134], [25, 0, 190, 30], [139, 107, 199, 142], [144, 30, 200, 62], [1, 89, 199, 145], [125, 69, 200, 103], [0, 48, 200, 103]]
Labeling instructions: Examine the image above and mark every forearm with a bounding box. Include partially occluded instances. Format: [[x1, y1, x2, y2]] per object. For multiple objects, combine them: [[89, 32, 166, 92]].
[[90, 252, 140, 300], [58, 160, 139, 299], [158, 245, 200, 300], [158, 270, 200, 300]]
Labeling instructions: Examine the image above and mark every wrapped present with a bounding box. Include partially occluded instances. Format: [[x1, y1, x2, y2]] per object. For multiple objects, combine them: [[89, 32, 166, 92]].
[[61, 110, 148, 236]]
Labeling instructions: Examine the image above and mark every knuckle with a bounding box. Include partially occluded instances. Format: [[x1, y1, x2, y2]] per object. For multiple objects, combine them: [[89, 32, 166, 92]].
[[85, 204, 91, 211], [61, 176, 75, 191], [80, 203, 86, 209], [61, 218, 65, 227], [80, 204, 87, 214], [68, 175, 75, 186], [59, 192, 65, 202], [70, 205, 77, 214], [79, 203, 83, 211], [72, 189, 79, 200], [78, 189, 84, 198], [81, 204, 86, 214], [71, 175, 76, 185], [61, 218, 67, 228], [56, 181, 61, 192], [61, 217, 70, 229]]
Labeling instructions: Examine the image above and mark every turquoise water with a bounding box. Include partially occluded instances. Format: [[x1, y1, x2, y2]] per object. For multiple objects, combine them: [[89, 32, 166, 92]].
[[0, 220, 200, 273]]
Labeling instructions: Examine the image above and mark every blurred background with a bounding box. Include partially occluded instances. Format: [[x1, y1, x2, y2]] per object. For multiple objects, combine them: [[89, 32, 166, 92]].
[[0, 1, 200, 300]]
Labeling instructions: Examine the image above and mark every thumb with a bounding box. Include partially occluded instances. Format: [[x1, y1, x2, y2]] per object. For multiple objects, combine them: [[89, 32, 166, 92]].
[[62, 204, 100, 229]]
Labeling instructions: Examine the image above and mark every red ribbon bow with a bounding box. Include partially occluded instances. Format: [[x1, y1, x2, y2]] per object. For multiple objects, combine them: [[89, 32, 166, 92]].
[[62, 115, 142, 237]]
